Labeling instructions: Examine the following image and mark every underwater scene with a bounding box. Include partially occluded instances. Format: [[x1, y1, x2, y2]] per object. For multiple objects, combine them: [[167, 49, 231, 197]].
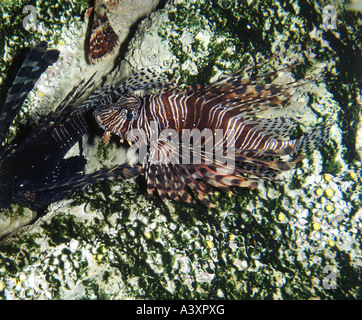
[[0, 0, 361, 300]]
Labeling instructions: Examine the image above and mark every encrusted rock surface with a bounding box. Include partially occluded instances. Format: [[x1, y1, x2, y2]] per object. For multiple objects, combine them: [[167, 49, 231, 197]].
[[0, 0, 361, 299]]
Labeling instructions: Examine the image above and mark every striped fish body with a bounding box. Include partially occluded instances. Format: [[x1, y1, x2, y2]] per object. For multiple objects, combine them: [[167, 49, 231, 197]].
[[95, 89, 297, 151], [94, 67, 331, 206]]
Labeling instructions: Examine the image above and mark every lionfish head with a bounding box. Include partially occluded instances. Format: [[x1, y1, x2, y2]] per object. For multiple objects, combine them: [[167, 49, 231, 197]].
[[93, 93, 141, 142]]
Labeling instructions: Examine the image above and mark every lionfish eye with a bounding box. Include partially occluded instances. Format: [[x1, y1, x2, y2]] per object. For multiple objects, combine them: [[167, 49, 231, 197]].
[[131, 109, 139, 120], [120, 108, 128, 119], [120, 108, 139, 121], [126, 111, 134, 121]]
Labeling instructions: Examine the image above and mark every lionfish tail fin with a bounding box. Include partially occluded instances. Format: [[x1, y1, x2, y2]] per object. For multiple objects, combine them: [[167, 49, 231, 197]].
[[295, 120, 333, 154]]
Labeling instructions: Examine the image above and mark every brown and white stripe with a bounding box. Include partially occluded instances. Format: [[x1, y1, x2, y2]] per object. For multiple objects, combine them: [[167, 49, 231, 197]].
[[93, 65, 330, 206]]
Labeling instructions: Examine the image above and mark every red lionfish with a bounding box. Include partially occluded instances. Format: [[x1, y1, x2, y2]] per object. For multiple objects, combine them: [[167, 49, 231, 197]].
[[93, 61, 331, 207]]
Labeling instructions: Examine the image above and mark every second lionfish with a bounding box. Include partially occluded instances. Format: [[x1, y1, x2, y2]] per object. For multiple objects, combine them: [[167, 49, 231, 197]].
[[94, 60, 331, 207]]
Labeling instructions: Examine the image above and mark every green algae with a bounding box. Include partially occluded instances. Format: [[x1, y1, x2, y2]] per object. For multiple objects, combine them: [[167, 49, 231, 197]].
[[321, 141, 343, 175], [95, 139, 112, 163], [41, 212, 99, 246], [0, 0, 88, 80]]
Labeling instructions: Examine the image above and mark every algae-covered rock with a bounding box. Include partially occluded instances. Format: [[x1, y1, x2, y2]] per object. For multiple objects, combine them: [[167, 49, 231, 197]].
[[0, 0, 361, 300]]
